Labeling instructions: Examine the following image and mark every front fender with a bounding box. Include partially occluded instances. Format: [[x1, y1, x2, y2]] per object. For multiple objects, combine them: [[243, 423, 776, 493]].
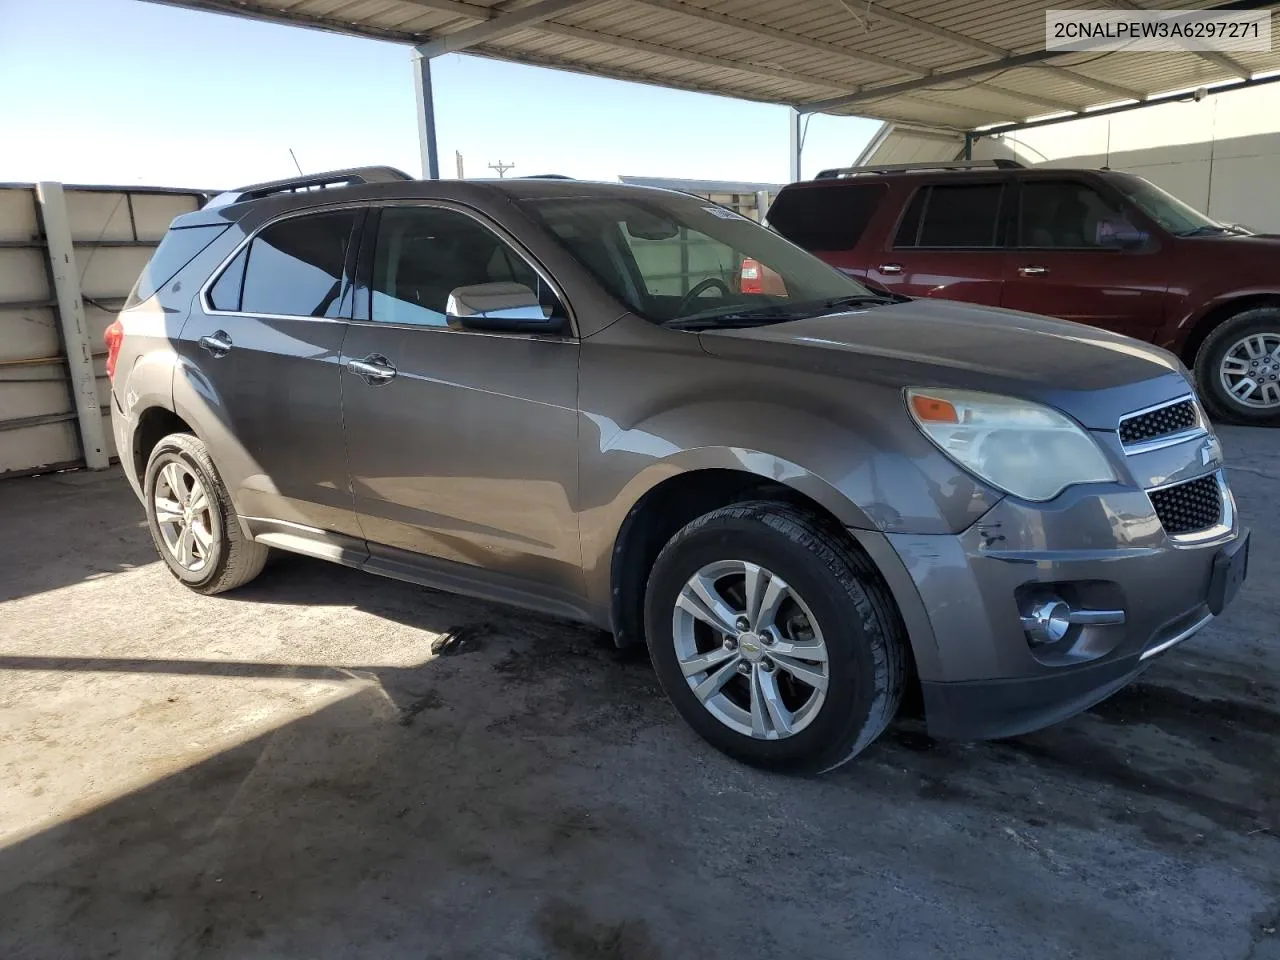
[[576, 398, 1001, 612]]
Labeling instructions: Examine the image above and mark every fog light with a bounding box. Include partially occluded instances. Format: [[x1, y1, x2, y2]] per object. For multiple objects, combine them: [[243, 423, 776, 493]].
[[1021, 599, 1126, 645]]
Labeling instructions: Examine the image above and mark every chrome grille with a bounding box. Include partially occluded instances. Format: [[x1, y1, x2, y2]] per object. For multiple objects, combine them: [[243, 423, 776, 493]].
[[1149, 474, 1223, 536], [1119, 398, 1199, 448]]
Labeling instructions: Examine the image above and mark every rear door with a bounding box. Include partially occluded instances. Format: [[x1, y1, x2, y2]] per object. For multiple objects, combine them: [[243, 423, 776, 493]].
[[339, 202, 582, 597], [872, 179, 1008, 306], [178, 207, 362, 538], [1000, 177, 1169, 340]]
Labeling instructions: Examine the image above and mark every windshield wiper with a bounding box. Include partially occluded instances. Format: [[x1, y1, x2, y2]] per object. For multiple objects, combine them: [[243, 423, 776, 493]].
[[1176, 224, 1233, 237], [820, 293, 905, 308], [663, 310, 807, 331]]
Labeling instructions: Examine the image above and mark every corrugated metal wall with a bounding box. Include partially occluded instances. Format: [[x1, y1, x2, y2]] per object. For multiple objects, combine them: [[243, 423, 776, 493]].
[[0, 184, 206, 478]]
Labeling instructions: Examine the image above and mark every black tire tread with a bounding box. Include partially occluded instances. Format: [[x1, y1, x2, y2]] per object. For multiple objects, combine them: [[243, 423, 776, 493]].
[[145, 432, 268, 595], [649, 499, 906, 773]]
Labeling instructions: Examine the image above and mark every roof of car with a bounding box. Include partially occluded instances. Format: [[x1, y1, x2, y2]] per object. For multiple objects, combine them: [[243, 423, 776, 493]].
[[170, 172, 695, 229]]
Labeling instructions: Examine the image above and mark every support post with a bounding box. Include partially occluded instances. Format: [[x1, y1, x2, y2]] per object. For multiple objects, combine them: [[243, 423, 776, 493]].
[[788, 109, 802, 182], [35, 182, 110, 471], [754, 189, 771, 224], [414, 54, 440, 180], [963, 132, 974, 161]]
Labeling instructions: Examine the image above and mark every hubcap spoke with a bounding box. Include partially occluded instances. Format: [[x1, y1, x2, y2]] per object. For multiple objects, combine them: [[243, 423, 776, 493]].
[[1222, 357, 1251, 375], [1246, 335, 1267, 359], [677, 574, 740, 636], [154, 496, 184, 525], [175, 526, 195, 567], [770, 653, 829, 693], [747, 665, 788, 742], [188, 487, 209, 515], [769, 637, 828, 662], [678, 645, 738, 678], [162, 463, 188, 502], [190, 520, 214, 553], [750, 569, 790, 633], [692, 654, 742, 703], [1231, 378, 1259, 400]]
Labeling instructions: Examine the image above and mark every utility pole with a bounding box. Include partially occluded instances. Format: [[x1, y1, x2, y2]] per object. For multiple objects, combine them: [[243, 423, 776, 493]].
[[488, 160, 515, 178]]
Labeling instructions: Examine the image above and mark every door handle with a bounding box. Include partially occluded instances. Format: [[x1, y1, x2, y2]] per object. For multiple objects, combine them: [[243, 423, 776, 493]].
[[347, 354, 397, 385], [878, 263, 903, 275], [1018, 265, 1049, 276], [199, 331, 232, 357]]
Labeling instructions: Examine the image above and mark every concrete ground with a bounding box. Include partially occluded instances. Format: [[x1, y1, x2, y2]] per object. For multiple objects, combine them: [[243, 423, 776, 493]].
[[1, 427, 1277, 960]]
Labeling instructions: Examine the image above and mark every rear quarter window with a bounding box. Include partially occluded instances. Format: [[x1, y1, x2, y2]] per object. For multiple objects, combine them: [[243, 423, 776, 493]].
[[768, 183, 886, 251], [125, 224, 228, 308]]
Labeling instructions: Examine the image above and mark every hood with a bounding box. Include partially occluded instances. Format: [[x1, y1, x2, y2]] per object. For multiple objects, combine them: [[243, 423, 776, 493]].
[[697, 297, 1191, 429]]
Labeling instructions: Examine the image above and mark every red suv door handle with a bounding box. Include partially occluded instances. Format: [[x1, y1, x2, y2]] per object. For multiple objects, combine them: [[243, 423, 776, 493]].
[[878, 263, 903, 274], [1018, 265, 1049, 276]]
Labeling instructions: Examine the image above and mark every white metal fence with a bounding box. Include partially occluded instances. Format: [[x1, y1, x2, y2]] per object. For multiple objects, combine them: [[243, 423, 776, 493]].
[[0, 183, 207, 478]]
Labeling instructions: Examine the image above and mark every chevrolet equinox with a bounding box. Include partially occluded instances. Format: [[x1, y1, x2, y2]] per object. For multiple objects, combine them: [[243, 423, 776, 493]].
[[106, 168, 1250, 773]]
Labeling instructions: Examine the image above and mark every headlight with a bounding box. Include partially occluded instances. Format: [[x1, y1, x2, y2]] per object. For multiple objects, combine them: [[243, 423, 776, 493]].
[[906, 388, 1115, 502]]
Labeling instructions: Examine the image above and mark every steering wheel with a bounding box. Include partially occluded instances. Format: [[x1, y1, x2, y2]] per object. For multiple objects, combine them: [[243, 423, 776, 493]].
[[676, 277, 732, 314]]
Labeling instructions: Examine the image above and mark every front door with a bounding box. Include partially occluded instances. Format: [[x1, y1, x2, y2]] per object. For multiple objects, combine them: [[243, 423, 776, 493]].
[[340, 203, 582, 596], [1000, 178, 1170, 341], [178, 207, 361, 537], [870, 179, 1008, 307]]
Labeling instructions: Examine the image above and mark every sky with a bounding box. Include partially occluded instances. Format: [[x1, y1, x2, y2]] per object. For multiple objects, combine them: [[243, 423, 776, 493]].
[[0, 0, 881, 189]]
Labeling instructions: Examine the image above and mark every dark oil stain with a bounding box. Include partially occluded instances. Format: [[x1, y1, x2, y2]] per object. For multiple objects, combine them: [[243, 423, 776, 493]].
[[535, 899, 661, 960]]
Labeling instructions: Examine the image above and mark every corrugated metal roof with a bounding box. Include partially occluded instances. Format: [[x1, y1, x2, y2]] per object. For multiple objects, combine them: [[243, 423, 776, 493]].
[[147, 0, 1280, 132]]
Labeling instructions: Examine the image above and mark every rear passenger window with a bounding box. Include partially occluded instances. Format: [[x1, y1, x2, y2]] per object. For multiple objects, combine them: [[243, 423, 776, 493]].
[[767, 184, 885, 251], [896, 184, 1004, 248], [126, 224, 227, 307], [207, 247, 247, 312], [238, 211, 356, 318]]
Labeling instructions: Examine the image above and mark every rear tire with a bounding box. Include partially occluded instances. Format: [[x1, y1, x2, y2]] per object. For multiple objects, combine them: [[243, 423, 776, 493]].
[[1194, 307, 1280, 425], [143, 433, 268, 595], [643, 501, 905, 774]]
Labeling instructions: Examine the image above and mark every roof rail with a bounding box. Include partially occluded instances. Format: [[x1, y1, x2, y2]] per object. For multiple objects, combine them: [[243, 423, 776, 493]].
[[813, 159, 1023, 179], [205, 166, 414, 208]]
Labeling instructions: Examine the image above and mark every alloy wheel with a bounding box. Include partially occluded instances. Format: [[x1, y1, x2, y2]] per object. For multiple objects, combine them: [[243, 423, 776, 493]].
[[671, 559, 829, 740], [1219, 332, 1280, 409], [153, 460, 215, 573]]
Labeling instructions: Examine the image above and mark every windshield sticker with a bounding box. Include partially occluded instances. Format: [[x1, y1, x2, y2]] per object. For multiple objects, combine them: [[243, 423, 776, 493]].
[[702, 205, 749, 220]]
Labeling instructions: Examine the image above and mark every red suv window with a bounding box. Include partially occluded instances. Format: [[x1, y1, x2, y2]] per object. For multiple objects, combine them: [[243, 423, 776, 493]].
[[768, 183, 885, 251], [894, 183, 1005, 249]]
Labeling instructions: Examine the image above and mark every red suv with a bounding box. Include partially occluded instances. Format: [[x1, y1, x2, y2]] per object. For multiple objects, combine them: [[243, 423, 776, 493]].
[[768, 161, 1280, 425]]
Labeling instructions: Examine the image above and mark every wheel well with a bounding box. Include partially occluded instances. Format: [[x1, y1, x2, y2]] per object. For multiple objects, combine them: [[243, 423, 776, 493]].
[[609, 469, 849, 649], [1180, 294, 1280, 368], [133, 407, 193, 479]]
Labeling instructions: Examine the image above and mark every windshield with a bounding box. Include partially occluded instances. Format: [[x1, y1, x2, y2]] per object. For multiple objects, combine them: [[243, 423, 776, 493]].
[[1106, 173, 1225, 236], [520, 192, 879, 326]]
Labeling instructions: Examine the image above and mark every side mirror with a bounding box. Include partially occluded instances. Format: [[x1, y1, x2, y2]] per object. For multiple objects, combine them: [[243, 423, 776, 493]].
[[445, 282, 564, 333]]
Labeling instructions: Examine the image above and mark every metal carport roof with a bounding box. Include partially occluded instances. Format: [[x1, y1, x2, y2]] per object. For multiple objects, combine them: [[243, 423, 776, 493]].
[[149, 0, 1280, 134]]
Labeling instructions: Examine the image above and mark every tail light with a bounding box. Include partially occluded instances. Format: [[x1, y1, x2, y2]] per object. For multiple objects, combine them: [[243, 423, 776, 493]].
[[104, 319, 124, 381], [740, 258, 764, 294]]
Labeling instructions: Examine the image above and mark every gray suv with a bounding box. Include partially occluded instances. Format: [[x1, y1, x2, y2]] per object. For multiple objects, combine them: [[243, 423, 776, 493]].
[[106, 167, 1250, 773]]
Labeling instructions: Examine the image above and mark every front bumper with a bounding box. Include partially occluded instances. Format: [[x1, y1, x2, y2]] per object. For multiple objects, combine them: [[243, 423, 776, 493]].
[[859, 475, 1246, 741]]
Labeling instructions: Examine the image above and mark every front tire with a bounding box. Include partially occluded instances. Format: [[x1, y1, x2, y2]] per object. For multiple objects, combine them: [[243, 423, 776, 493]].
[[643, 501, 906, 774], [143, 433, 268, 594], [1194, 307, 1280, 425]]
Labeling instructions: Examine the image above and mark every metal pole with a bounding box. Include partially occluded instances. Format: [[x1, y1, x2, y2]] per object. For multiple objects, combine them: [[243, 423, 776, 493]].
[[788, 109, 802, 182], [963, 132, 974, 161], [754, 189, 771, 225], [35, 182, 110, 471], [413, 54, 440, 180]]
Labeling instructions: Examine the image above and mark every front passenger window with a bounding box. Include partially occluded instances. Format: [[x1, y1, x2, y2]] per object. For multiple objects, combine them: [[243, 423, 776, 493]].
[[370, 206, 561, 327]]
